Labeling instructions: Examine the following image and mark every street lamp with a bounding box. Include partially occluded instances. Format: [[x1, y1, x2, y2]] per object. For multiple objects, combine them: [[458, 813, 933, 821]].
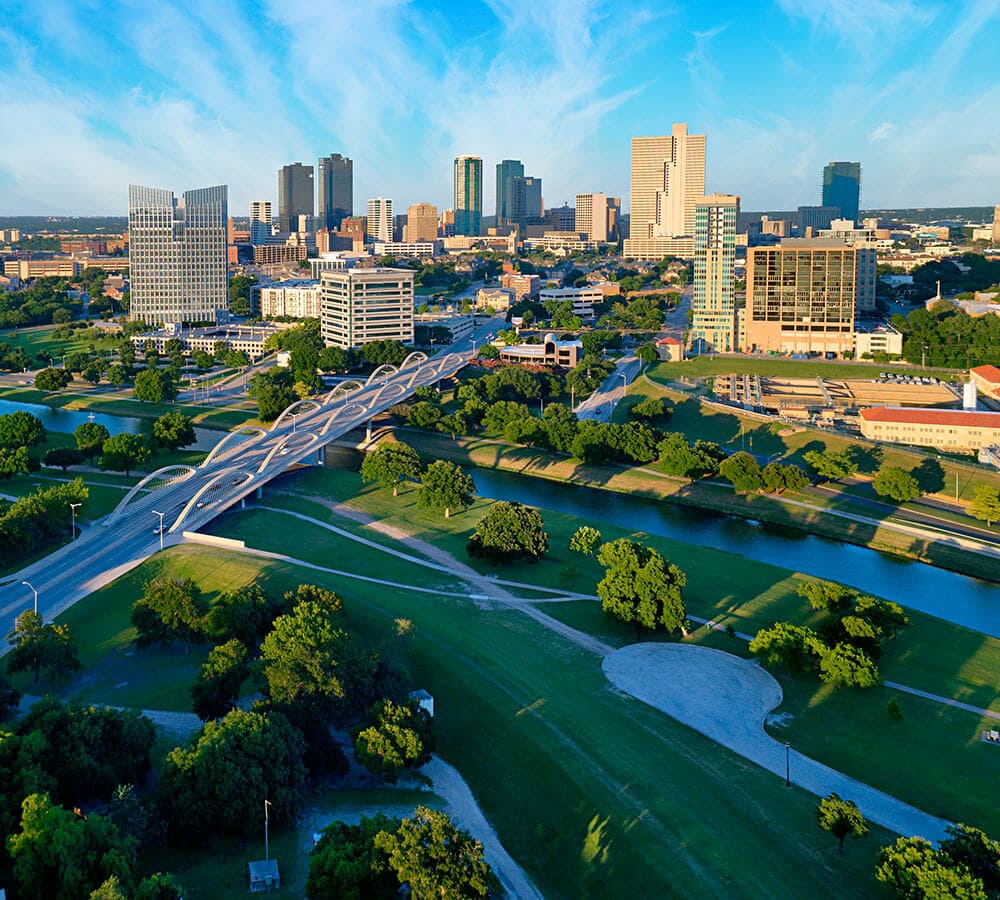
[[785, 742, 791, 788], [21, 581, 38, 615], [69, 502, 81, 540], [153, 510, 165, 550]]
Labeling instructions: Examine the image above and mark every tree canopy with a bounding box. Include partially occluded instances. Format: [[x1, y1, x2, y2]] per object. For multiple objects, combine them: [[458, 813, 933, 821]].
[[353, 699, 435, 783], [596, 539, 687, 633], [6, 610, 81, 684], [100, 433, 150, 476], [0, 410, 46, 450], [307, 814, 401, 900], [466, 500, 549, 565], [418, 460, 476, 518], [873, 466, 922, 503], [816, 793, 868, 852], [151, 412, 196, 451], [361, 441, 424, 496]]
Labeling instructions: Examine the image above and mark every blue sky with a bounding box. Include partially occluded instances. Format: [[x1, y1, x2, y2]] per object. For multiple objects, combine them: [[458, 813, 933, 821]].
[[2, 0, 999, 217]]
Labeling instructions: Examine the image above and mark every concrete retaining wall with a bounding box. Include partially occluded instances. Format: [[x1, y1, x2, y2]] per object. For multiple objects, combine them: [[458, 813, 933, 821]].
[[181, 532, 246, 550]]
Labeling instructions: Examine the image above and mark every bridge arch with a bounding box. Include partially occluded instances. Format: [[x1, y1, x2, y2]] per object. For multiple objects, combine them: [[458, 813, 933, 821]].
[[367, 380, 408, 411], [324, 379, 365, 405], [256, 432, 319, 475], [170, 469, 255, 533], [200, 427, 267, 467], [270, 398, 323, 432], [106, 465, 196, 525], [435, 352, 465, 375], [399, 351, 428, 370], [366, 364, 398, 386], [319, 402, 370, 437]]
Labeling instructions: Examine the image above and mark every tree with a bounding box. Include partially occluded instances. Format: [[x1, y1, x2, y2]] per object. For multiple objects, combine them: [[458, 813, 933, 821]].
[[106, 363, 130, 387], [657, 433, 723, 478], [819, 643, 881, 688], [418, 460, 476, 518], [75, 422, 110, 463], [307, 815, 400, 900], [34, 367, 73, 392], [6, 611, 82, 684], [873, 466, 922, 503], [151, 412, 196, 451], [876, 836, 987, 899], [719, 451, 763, 494], [260, 600, 377, 724], [0, 445, 30, 478], [816, 793, 868, 852], [569, 525, 602, 556], [228, 274, 257, 317], [969, 484, 1000, 527], [42, 446, 83, 472], [596, 539, 687, 634], [205, 583, 285, 646], [133, 368, 177, 403], [224, 349, 250, 368], [7, 793, 137, 900], [466, 500, 549, 565], [0, 410, 47, 450], [796, 580, 856, 613], [354, 699, 435, 783], [159, 709, 307, 838], [761, 462, 810, 494], [749, 623, 826, 674], [100, 433, 150, 476], [191, 349, 214, 370], [361, 441, 424, 496], [253, 381, 297, 422], [437, 412, 467, 441], [317, 346, 350, 372], [939, 824, 1000, 893], [374, 806, 495, 899], [130, 577, 207, 647], [191, 639, 250, 720], [630, 396, 667, 422], [636, 341, 659, 366]]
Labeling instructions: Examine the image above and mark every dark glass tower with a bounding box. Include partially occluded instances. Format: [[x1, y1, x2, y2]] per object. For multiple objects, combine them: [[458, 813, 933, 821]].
[[278, 162, 314, 232], [822, 161, 861, 223], [495, 159, 524, 225]]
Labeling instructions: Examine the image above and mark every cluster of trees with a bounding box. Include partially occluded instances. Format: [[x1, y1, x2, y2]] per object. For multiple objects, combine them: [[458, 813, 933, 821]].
[[0, 409, 47, 479], [749, 580, 909, 688], [598, 295, 668, 330], [890, 300, 1000, 368], [361, 441, 476, 518], [718, 452, 810, 495], [307, 807, 496, 899], [0, 697, 180, 899], [0, 478, 88, 568], [594, 537, 688, 634], [467, 500, 549, 565], [970, 483, 1000, 527], [0, 339, 32, 372], [6, 610, 81, 684], [0, 274, 90, 328], [228, 274, 257, 317]]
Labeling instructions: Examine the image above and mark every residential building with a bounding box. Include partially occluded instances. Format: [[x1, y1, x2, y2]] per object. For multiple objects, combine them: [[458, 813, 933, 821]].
[[403, 203, 439, 242], [496, 159, 524, 225], [476, 287, 515, 311], [317, 153, 352, 230], [366, 198, 393, 242], [373, 240, 441, 258], [522, 232, 598, 253], [656, 336, 685, 361], [3, 259, 82, 279], [499, 272, 540, 299], [760, 216, 787, 237], [454, 155, 483, 236], [319, 267, 414, 349], [439, 208, 456, 237], [250, 200, 272, 246], [127, 183, 228, 325], [690, 194, 739, 353], [277, 163, 314, 232], [744, 238, 858, 357], [539, 286, 602, 319], [822, 161, 861, 223], [252, 243, 307, 265], [623, 123, 705, 258], [858, 407, 1000, 453], [258, 280, 322, 319], [309, 252, 372, 277], [499, 332, 582, 368], [623, 237, 695, 259], [0, 228, 21, 243], [575, 193, 613, 242], [993, 205, 1000, 244]]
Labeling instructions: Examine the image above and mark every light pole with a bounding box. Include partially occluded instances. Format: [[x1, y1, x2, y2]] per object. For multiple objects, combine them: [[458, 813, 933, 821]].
[[21, 581, 38, 615], [153, 510, 165, 550], [264, 799, 271, 862], [785, 742, 791, 788], [69, 502, 81, 539]]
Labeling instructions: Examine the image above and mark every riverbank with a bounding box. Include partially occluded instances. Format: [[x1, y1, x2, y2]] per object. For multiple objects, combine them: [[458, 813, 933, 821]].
[[387, 428, 1000, 585]]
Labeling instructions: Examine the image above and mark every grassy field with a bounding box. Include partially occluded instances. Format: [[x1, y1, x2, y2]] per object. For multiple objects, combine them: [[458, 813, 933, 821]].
[[648, 357, 960, 382], [0, 323, 122, 362]]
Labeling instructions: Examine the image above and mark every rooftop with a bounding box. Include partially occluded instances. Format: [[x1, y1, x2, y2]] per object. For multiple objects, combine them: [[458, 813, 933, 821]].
[[971, 365, 1000, 384], [860, 407, 1000, 427]]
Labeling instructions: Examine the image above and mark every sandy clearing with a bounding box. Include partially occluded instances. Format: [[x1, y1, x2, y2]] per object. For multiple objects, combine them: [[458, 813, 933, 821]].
[[603, 643, 951, 843]]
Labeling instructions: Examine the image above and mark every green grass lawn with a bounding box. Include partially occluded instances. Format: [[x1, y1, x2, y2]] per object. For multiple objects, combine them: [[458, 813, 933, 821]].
[[0, 323, 122, 363], [648, 357, 960, 382]]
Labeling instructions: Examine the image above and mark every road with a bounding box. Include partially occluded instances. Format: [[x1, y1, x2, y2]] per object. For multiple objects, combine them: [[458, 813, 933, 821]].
[[0, 351, 471, 635], [575, 356, 642, 423]]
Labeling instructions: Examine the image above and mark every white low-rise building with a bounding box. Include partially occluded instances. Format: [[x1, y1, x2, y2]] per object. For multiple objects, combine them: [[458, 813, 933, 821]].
[[538, 285, 603, 319], [258, 280, 322, 319], [374, 240, 442, 258], [853, 321, 903, 358]]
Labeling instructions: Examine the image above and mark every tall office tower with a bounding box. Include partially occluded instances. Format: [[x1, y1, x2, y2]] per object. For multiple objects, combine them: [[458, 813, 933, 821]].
[[507, 176, 543, 228], [575, 193, 611, 241], [630, 123, 706, 238], [454, 155, 483, 236], [690, 194, 740, 353], [992, 205, 1000, 244], [404, 203, 439, 242], [366, 198, 393, 242], [439, 208, 456, 237], [319, 267, 414, 349], [249, 200, 272, 246], [128, 184, 228, 326], [278, 162, 314, 232], [744, 238, 858, 357], [495, 159, 524, 224], [318, 153, 353, 230], [822, 161, 861, 224]]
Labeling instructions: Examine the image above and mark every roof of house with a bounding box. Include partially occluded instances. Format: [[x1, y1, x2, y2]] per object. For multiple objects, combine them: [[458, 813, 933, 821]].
[[657, 336, 684, 345], [971, 365, 1000, 384], [859, 407, 1000, 427]]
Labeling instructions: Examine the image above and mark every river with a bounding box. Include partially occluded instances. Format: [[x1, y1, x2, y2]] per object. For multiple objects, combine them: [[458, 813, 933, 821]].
[[470, 469, 1000, 639]]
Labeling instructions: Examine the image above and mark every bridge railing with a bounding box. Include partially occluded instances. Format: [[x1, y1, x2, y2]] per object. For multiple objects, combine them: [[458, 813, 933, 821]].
[[256, 432, 319, 476]]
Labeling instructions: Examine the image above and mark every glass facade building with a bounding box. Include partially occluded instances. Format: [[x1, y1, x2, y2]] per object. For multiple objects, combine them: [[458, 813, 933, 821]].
[[822, 161, 861, 224], [318, 154, 353, 230], [495, 159, 523, 225], [691, 194, 739, 353], [454, 155, 482, 236], [278, 162, 314, 232]]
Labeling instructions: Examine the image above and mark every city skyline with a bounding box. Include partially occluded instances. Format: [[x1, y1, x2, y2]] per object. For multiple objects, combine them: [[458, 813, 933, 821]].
[[2, 0, 1000, 216]]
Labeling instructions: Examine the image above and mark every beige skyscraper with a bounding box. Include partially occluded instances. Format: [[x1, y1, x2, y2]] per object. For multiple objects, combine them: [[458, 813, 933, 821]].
[[575, 193, 609, 242], [404, 203, 439, 242], [624, 123, 705, 258], [993, 204, 1000, 243], [366, 198, 393, 242]]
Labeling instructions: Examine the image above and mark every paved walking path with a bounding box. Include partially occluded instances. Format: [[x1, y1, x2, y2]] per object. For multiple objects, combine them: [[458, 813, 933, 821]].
[[884, 681, 1000, 722], [603, 643, 952, 842]]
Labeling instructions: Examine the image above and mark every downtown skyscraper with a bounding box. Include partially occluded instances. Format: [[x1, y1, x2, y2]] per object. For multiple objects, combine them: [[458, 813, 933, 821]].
[[822, 161, 862, 224], [318, 153, 353, 230], [495, 159, 523, 225], [454, 155, 482, 236], [127, 184, 228, 326], [278, 162, 314, 232]]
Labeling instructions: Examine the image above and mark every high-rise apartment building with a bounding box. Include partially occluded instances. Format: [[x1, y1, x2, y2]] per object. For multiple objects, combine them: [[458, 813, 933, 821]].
[[744, 238, 858, 357], [822, 161, 861, 224], [278, 162, 314, 232], [496, 159, 524, 225], [318, 154, 353, 230], [454, 155, 483, 236], [319, 268, 414, 349], [128, 184, 228, 325], [691, 194, 739, 353], [992, 204, 1000, 244], [575, 193, 619, 242], [249, 200, 272, 246], [366, 198, 393, 242], [403, 203, 439, 242]]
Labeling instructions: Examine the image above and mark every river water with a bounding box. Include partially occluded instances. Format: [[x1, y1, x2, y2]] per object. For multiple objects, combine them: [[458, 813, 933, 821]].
[[470, 469, 1000, 638]]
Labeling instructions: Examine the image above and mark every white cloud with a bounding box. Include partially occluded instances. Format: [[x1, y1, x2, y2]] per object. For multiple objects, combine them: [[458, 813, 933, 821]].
[[868, 122, 897, 142]]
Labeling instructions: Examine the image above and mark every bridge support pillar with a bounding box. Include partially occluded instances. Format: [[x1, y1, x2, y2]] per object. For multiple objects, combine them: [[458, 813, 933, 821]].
[[256, 486, 263, 500], [240, 497, 246, 509], [317, 447, 325, 466], [366, 420, 372, 442]]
